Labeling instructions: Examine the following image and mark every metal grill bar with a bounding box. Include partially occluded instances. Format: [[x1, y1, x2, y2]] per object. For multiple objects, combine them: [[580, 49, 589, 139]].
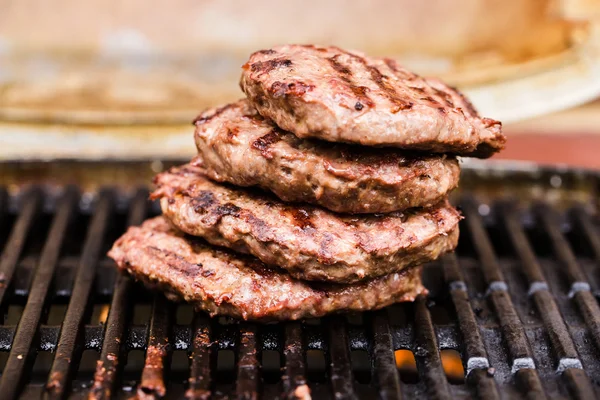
[[0, 166, 598, 399], [563, 368, 597, 400], [500, 202, 582, 366], [499, 201, 596, 398], [461, 198, 545, 398], [327, 317, 356, 399], [442, 253, 489, 372], [44, 189, 114, 398], [442, 253, 499, 399], [371, 311, 402, 399], [282, 322, 307, 399], [186, 313, 214, 399], [413, 295, 450, 400], [570, 206, 600, 281], [0, 187, 77, 399], [138, 294, 172, 398], [89, 188, 148, 399], [0, 188, 42, 311], [467, 369, 499, 400], [535, 203, 600, 352], [236, 324, 260, 399]]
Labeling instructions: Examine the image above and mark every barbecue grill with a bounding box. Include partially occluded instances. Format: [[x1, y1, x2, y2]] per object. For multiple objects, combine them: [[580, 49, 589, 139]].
[[0, 160, 598, 399]]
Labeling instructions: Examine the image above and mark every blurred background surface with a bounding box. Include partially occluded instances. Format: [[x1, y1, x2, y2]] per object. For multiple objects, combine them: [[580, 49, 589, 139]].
[[1, 0, 600, 166]]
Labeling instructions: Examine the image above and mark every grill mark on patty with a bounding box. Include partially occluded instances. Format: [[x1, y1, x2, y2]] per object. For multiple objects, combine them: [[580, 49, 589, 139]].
[[270, 81, 314, 98], [447, 85, 479, 117], [215, 203, 242, 218], [384, 58, 417, 80], [327, 54, 374, 109], [190, 191, 215, 213], [189, 191, 241, 224], [338, 49, 413, 113], [301, 44, 329, 52], [420, 96, 442, 107], [249, 58, 293, 74], [147, 246, 202, 276], [193, 103, 235, 125], [432, 87, 455, 108], [252, 131, 282, 159]]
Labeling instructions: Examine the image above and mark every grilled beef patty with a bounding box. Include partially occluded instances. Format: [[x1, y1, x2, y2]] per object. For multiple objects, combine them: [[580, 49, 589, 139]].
[[108, 217, 426, 321], [240, 45, 505, 157], [152, 164, 460, 283], [193, 99, 460, 214]]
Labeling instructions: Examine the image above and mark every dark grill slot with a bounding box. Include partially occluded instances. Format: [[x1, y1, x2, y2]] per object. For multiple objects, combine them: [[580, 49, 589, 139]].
[[0, 165, 599, 399], [236, 324, 259, 398]]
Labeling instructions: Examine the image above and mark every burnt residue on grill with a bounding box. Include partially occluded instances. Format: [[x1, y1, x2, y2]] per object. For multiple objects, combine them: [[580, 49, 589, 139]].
[[0, 163, 599, 399], [138, 343, 169, 399]]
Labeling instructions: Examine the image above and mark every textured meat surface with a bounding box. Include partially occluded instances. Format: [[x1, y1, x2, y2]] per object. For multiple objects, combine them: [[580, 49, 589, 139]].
[[240, 45, 505, 157], [193, 99, 460, 214], [108, 217, 426, 321], [152, 164, 460, 283]]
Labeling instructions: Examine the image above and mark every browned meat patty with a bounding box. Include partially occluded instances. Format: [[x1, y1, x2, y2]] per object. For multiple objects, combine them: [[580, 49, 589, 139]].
[[193, 99, 460, 214], [108, 217, 426, 321], [240, 45, 505, 158], [152, 164, 460, 283]]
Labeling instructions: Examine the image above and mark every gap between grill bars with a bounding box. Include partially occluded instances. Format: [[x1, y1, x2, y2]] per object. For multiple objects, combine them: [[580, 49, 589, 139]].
[[0, 174, 597, 399]]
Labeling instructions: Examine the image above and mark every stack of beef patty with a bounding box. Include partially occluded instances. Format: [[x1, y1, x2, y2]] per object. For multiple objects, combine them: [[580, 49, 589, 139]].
[[109, 45, 506, 321]]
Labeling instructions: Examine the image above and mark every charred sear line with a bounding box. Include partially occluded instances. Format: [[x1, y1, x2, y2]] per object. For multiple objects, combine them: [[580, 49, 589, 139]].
[[366, 64, 413, 112], [252, 131, 282, 159], [421, 96, 441, 106], [188, 190, 241, 225], [270, 81, 314, 98], [257, 49, 277, 55], [432, 88, 455, 108], [215, 203, 241, 218], [384, 58, 417, 80], [193, 103, 235, 125], [250, 58, 292, 73], [449, 85, 479, 116], [147, 246, 202, 276], [190, 191, 216, 213], [338, 49, 413, 113], [327, 55, 374, 109], [301, 44, 328, 52]]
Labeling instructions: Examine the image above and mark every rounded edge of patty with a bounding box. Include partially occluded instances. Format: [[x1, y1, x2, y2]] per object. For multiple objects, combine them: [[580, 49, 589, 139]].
[[152, 164, 461, 283], [240, 44, 506, 158], [108, 216, 426, 321], [193, 99, 461, 214]]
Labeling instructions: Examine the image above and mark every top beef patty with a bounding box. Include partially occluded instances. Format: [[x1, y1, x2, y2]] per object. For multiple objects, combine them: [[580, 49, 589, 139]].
[[194, 99, 460, 214], [240, 45, 505, 158], [109, 217, 426, 321]]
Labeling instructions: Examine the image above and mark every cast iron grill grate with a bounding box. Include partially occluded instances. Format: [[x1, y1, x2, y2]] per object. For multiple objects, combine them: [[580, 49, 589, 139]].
[[0, 165, 598, 399]]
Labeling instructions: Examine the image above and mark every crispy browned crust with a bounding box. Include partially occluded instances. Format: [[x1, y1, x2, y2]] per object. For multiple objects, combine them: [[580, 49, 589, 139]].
[[151, 163, 460, 283], [240, 45, 505, 157], [108, 217, 426, 321], [193, 99, 460, 213]]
